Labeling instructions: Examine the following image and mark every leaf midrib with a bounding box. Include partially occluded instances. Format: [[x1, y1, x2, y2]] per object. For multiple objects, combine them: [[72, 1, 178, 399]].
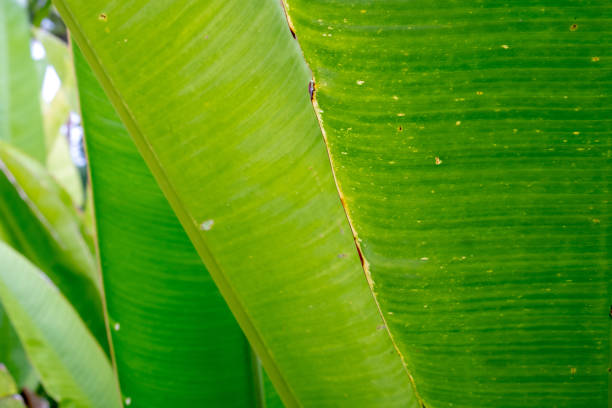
[[281, 1, 426, 404], [53, 1, 300, 406]]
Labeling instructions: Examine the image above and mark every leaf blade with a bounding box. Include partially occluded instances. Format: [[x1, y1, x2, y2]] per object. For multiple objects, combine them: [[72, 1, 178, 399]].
[[55, 0, 417, 406], [0, 0, 45, 162], [0, 242, 121, 408], [74, 41, 277, 407], [0, 141, 106, 349], [286, 1, 612, 406]]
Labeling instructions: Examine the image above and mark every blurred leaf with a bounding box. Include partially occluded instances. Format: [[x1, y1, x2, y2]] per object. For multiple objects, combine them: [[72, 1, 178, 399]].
[[0, 366, 24, 408], [0, 364, 18, 397], [0, 142, 106, 350], [32, 28, 83, 207], [46, 130, 83, 208], [74, 43, 280, 407], [33, 27, 78, 119], [0, 242, 121, 408], [0, 397, 26, 408], [0, 307, 37, 391], [31, 0, 51, 28], [40, 84, 69, 149], [0, 221, 14, 247], [0, 0, 45, 162], [32, 28, 75, 100], [0, 220, 36, 391]]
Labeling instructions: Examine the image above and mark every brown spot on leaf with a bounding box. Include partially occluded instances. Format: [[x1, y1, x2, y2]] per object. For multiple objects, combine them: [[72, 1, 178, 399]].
[[308, 80, 315, 101], [279, 0, 297, 38], [570, 23, 578, 31], [99, 13, 107, 21], [354, 242, 365, 267]]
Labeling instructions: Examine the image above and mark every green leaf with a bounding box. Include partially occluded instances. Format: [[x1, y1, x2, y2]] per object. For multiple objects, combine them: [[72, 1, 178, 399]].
[[0, 364, 17, 398], [74, 43, 280, 407], [286, 1, 612, 407], [46, 129, 84, 208], [0, 142, 106, 349], [0, 307, 36, 391], [80, 184, 96, 254], [0, 397, 26, 408], [0, 219, 36, 391], [0, 0, 45, 162], [56, 1, 416, 406], [0, 365, 25, 408], [33, 28, 75, 96], [259, 361, 284, 408], [32, 28, 83, 207], [0, 242, 121, 408]]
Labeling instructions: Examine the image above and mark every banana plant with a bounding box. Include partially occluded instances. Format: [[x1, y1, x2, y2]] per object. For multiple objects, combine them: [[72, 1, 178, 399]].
[[1, 1, 283, 407], [0, 0, 610, 407], [73, 43, 282, 407]]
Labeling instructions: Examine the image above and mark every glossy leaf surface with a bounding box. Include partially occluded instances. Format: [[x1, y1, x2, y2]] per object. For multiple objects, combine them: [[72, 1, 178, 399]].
[[286, 1, 612, 406], [0, 242, 121, 408], [55, 0, 416, 406], [0, 0, 45, 162], [74, 43, 278, 408]]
